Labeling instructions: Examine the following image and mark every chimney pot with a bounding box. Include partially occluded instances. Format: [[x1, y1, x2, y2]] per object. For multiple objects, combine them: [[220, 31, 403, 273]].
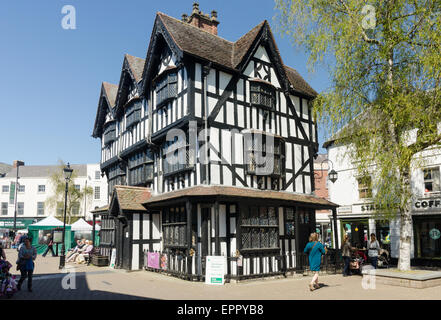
[[182, 14, 188, 22], [211, 10, 218, 20]]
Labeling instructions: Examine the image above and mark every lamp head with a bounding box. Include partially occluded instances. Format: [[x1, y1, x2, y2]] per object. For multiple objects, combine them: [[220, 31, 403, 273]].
[[63, 163, 74, 181]]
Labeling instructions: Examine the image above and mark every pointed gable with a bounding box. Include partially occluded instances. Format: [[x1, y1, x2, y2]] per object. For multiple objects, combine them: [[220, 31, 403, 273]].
[[92, 82, 118, 138], [125, 54, 145, 83], [232, 21, 265, 68]]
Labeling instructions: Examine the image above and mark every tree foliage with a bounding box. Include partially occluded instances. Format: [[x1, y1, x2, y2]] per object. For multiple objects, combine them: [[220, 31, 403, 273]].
[[275, 0, 441, 269], [45, 161, 93, 225]]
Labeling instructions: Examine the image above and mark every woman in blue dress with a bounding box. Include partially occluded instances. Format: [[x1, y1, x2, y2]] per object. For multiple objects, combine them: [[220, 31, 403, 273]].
[[304, 233, 326, 291]]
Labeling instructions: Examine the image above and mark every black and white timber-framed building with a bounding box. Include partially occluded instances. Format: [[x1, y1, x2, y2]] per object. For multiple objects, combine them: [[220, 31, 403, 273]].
[[92, 3, 337, 280]]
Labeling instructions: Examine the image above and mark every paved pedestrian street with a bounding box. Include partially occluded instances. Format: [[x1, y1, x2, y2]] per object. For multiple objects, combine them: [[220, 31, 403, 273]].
[[3, 249, 441, 300]]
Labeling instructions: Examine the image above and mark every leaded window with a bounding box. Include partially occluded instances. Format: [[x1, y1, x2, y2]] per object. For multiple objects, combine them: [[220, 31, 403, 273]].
[[108, 164, 126, 194], [163, 137, 194, 177], [163, 206, 187, 248], [250, 81, 275, 109], [240, 206, 279, 250], [128, 150, 154, 186], [103, 121, 116, 145], [245, 133, 284, 177], [155, 71, 178, 107], [126, 100, 142, 129]]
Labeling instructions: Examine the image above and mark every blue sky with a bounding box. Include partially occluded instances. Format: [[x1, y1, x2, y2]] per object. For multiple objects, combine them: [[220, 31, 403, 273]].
[[0, 0, 332, 166]]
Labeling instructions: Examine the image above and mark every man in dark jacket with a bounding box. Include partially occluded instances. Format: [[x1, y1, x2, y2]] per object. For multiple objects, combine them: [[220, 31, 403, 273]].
[[42, 234, 56, 257]]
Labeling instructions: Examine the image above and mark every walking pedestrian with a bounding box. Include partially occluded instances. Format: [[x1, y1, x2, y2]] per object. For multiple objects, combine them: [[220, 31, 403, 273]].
[[341, 234, 354, 277], [304, 232, 327, 291], [367, 233, 380, 269], [17, 237, 36, 292], [42, 234, 56, 257], [0, 242, 6, 260]]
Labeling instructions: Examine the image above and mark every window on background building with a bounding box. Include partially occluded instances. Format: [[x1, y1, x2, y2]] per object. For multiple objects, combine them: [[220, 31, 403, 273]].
[[95, 171, 101, 180], [37, 202, 44, 215], [423, 168, 440, 193], [357, 176, 372, 199], [56, 202, 64, 216], [18, 185, 25, 193], [1, 202, 7, 215], [38, 185, 45, 193], [74, 185, 80, 191], [2, 185, 9, 193], [240, 206, 279, 250], [71, 202, 80, 215], [162, 206, 187, 248], [17, 202, 24, 215], [94, 186, 100, 200]]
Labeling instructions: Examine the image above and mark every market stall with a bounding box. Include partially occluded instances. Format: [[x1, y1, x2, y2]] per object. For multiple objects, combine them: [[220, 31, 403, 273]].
[[28, 216, 72, 255], [70, 218, 100, 247]]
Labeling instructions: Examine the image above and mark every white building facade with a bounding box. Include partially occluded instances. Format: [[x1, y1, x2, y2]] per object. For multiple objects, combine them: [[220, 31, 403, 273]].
[[326, 141, 441, 267], [0, 163, 108, 230]]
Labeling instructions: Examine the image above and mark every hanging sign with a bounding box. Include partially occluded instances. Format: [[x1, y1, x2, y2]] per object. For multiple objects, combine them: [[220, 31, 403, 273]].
[[110, 248, 117, 268], [429, 228, 441, 240], [147, 252, 160, 269], [205, 256, 226, 286], [9, 182, 15, 205], [53, 231, 63, 243]]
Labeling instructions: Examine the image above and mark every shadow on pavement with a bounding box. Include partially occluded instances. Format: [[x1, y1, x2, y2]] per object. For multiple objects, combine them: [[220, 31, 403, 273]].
[[7, 271, 158, 300]]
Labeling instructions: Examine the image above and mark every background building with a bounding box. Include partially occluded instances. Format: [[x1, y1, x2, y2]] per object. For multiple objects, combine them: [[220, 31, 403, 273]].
[[326, 136, 441, 267], [314, 154, 333, 247], [0, 161, 108, 231]]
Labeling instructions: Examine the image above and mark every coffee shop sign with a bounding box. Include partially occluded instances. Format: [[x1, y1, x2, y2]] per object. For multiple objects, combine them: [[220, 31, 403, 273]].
[[414, 199, 441, 210]]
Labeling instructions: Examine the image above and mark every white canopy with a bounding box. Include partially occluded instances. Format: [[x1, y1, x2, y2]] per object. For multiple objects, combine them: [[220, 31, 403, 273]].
[[30, 215, 65, 227], [71, 218, 100, 231]]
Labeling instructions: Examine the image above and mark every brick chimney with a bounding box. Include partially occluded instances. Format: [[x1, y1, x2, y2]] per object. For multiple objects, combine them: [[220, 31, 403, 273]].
[[13, 160, 25, 168], [182, 2, 219, 35]]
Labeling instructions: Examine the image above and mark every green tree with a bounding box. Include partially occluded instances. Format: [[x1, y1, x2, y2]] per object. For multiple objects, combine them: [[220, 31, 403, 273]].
[[46, 161, 93, 225], [275, 0, 441, 270]]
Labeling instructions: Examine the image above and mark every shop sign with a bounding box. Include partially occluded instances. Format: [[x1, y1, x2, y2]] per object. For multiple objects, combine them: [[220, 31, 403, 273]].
[[110, 248, 116, 268], [53, 231, 63, 243], [205, 256, 226, 286], [9, 182, 15, 205], [147, 252, 160, 269], [0, 218, 38, 229], [414, 199, 441, 210], [429, 228, 441, 240], [337, 206, 352, 214]]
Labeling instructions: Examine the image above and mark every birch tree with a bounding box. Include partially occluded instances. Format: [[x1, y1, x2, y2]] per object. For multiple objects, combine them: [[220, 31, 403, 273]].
[[46, 161, 93, 225], [275, 0, 441, 270]]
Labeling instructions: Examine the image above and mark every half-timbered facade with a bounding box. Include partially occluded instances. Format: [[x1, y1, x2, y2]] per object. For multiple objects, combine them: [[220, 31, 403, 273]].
[[92, 4, 337, 279]]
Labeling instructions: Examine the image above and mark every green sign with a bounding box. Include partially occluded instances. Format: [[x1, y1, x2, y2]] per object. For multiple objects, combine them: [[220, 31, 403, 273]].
[[429, 228, 441, 240], [0, 218, 39, 229], [211, 278, 223, 284], [9, 182, 15, 205]]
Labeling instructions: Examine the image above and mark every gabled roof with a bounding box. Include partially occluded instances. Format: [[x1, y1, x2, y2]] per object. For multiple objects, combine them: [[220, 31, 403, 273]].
[[111, 186, 151, 212], [142, 12, 316, 98], [92, 82, 118, 138], [30, 216, 65, 227], [102, 82, 118, 108], [125, 54, 146, 83]]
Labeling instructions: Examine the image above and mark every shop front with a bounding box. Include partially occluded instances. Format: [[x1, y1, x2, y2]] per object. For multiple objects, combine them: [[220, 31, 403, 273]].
[[0, 218, 41, 230]]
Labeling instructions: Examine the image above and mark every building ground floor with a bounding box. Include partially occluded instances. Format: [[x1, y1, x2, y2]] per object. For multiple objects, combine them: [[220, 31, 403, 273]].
[[92, 185, 338, 281], [324, 208, 441, 268]]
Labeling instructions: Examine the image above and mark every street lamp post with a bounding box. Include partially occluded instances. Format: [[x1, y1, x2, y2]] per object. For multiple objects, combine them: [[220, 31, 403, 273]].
[[59, 163, 73, 270]]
